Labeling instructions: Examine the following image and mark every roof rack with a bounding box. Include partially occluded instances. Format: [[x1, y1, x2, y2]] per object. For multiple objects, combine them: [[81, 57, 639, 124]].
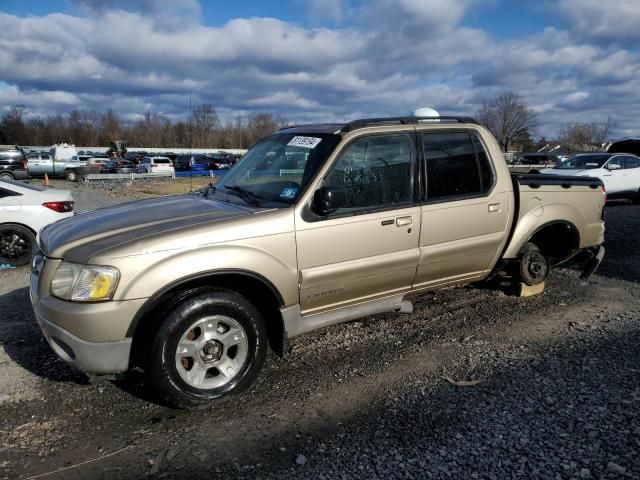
[[278, 123, 343, 131], [340, 116, 478, 133]]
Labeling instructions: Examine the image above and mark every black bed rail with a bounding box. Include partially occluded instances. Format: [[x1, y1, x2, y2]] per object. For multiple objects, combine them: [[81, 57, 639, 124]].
[[513, 173, 603, 190]]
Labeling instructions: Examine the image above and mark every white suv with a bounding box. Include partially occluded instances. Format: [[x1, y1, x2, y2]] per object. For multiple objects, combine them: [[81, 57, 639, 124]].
[[137, 156, 174, 174]]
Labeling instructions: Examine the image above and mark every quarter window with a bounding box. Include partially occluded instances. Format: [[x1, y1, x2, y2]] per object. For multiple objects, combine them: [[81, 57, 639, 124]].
[[422, 131, 494, 201], [324, 134, 413, 213]]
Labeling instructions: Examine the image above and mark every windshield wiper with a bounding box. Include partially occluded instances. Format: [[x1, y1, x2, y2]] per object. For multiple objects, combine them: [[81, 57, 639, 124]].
[[223, 185, 261, 206]]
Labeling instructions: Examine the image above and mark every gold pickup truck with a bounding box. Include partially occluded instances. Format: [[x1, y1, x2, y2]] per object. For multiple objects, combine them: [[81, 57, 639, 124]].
[[30, 116, 606, 407]]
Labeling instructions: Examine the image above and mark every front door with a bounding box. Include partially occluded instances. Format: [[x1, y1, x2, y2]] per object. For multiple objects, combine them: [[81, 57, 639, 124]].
[[414, 130, 511, 289], [295, 132, 421, 315]]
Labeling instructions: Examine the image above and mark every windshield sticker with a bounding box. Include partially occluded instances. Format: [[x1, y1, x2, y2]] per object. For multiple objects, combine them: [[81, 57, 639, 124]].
[[280, 187, 298, 200], [287, 136, 322, 149]]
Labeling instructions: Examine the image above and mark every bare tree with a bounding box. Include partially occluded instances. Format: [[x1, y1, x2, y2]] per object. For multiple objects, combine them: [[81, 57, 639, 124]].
[[477, 92, 537, 152], [192, 104, 219, 147], [558, 115, 615, 151], [1, 104, 27, 145]]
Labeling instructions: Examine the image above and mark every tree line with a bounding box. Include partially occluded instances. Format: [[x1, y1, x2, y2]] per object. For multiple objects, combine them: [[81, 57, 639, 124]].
[[0, 104, 287, 149], [1, 95, 617, 152], [477, 91, 615, 153]]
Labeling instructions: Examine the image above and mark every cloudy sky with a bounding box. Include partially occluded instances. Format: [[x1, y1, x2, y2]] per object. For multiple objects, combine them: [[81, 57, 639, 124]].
[[1, 0, 638, 138]]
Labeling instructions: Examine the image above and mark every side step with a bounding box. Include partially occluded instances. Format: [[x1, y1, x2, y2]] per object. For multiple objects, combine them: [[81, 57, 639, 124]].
[[283, 296, 413, 339]]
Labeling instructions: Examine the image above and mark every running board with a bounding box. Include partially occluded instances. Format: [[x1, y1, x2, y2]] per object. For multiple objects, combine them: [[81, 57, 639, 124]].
[[281, 296, 413, 339]]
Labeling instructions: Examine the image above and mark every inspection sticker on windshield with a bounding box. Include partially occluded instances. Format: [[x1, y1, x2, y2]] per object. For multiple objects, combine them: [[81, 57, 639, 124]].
[[280, 187, 298, 200], [288, 136, 322, 149]]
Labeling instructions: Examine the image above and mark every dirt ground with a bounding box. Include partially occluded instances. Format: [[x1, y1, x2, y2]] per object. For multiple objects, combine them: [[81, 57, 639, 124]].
[[0, 188, 638, 479]]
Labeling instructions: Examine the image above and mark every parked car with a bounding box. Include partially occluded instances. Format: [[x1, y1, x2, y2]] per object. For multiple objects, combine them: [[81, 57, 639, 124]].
[[541, 153, 640, 203], [31, 115, 606, 408], [103, 159, 136, 174], [174, 155, 208, 172], [137, 156, 174, 174], [0, 179, 73, 265], [0, 146, 29, 181], [206, 154, 233, 170], [608, 138, 640, 156], [514, 153, 558, 167]]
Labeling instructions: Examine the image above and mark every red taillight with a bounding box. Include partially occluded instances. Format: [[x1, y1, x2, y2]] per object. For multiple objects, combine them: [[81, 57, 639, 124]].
[[42, 201, 74, 213], [151, 164, 157, 168]]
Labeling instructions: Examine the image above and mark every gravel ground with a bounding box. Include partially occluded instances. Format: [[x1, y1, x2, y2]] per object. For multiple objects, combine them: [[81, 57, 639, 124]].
[[0, 187, 638, 480]]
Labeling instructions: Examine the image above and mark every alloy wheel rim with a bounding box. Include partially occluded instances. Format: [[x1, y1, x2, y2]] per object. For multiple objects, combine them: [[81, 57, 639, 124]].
[[174, 315, 249, 389], [0, 230, 31, 260]]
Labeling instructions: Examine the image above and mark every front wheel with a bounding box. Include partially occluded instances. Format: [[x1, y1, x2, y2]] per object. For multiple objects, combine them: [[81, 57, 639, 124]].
[[147, 290, 267, 408], [0, 172, 15, 181], [0, 224, 36, 266]]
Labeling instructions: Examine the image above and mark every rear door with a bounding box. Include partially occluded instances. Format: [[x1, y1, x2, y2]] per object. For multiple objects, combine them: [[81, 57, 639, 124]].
[[295, 132, 421, 315], [622, 156, 640, 196], [413, 130, 510, 289]]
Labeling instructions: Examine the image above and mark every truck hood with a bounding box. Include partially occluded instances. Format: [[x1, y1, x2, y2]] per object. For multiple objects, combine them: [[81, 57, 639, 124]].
[[40, 195, 251, 263]]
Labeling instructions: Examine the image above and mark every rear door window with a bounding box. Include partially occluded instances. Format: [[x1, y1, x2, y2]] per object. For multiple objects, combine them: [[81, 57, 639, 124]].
[[623, 156, 640, 169], [422, 131, 494, 201]]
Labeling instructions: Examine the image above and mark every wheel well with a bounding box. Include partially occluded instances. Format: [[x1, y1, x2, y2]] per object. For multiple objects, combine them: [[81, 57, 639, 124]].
[[129, 272, 286, 370], [527, 222, 580, 265], [0, 222, 36, 235]]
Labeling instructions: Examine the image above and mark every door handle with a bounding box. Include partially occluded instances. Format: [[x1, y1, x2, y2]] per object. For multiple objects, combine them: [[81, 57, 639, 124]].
[[396, 216, 412, 227], [488, 203, 501, 213]]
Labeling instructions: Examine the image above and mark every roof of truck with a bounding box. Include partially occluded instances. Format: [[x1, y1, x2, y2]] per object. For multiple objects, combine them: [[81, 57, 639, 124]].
[[278, 116, 478, 135]]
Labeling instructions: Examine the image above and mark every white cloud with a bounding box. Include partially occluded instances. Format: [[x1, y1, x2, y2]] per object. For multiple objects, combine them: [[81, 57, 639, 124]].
[[0, 0, 639, 139]]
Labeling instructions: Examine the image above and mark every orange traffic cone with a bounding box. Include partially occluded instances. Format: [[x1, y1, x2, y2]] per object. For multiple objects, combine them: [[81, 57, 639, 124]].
[[44, 173, 50, 187]]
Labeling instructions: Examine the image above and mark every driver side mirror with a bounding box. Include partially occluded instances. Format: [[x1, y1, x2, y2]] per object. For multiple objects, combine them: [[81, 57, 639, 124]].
[[607, 163, 622, 170], [311, 186, 346, 216]]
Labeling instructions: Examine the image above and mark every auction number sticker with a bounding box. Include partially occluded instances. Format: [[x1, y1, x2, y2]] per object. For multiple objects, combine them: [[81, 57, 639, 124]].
[[287, 136, 322, 149]]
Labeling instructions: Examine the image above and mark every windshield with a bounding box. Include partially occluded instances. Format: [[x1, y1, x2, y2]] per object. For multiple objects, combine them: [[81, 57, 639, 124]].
[[553, 154, 610, 170], [212, 133, 341, 206]]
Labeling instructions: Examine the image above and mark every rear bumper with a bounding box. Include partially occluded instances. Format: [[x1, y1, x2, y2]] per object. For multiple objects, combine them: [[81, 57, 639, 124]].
[[580, 245, 605, 280]]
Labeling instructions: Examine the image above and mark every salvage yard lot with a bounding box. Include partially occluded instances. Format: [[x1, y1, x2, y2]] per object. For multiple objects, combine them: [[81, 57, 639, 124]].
[[0, 185, 638, 479]]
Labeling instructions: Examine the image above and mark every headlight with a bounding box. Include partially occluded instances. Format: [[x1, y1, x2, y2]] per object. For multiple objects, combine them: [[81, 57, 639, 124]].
[[51, 262, 120, 302]]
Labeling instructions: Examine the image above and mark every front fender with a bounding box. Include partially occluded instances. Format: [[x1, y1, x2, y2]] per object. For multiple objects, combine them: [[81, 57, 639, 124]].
[[107, 233, 299, 306]]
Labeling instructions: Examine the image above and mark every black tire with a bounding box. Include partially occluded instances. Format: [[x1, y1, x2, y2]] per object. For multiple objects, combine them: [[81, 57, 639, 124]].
[[147, 289, 267, 409], [0, 172, 15, 181], [65, 169, 77, 182], [0, 223, 36, 266], [516, 242, 549, 286], [633, 188, 640, 205]]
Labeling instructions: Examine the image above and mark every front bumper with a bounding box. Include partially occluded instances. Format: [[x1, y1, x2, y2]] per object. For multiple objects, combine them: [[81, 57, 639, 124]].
[[35, 312, 132, 374], [30, 252, 144, 374]]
